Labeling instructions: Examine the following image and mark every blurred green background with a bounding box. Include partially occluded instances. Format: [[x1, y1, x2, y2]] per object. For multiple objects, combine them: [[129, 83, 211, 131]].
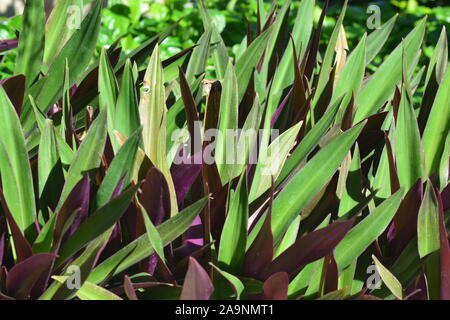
[[1, 0, 449, 78]]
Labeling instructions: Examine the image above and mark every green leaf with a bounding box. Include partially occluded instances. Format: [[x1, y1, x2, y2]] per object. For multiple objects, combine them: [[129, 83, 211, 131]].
[[138, 44, 177, 215], [14, 0, 45, 88], [276, 96, 342, 188], [40, 230, 112, 300], [185, 29, 212, 84], [88, 197, 208, 284], [99, 48, 119, 151], [422, 65, 450, 177], [396, 87, 423, 190], [234, 96, 263, 177], [210, 263, 245, 300], [262, 0, 292, 74], [139, 44, 166, 164], [337, 259, 357, 295], [235, 26, 273, 101], [0, 87, 36, 236], [94, 128, 141, 210], [139, 202, 166, 262], [274, 215, 300, 258], [372, 255, 403, 299], [417, 181, 440, 258], [424, 27, 448, 88], [56, 112, 107, 211], [52, 277, 123, 301], [271, 121, 366, 242], [354, 17, 426, 123], [115, 60, 140, 139], [21, 0, 103, 135], [32, 210, 56, 253], [218, 174, 248, 274], [215, 60, 239, 184], [38, 119, 60, 196], [195, 0, 229, 79], [311, 0, 348, 115], [438, 132, 450, 191], [366, 14, 398, 65], [43, 0, 83, 65], [271, 0, 315, 95], [334, 188, 404, 271], [332, 34, 366, 108], [249, 121, 302, 202], [338, 145, 362, 217]]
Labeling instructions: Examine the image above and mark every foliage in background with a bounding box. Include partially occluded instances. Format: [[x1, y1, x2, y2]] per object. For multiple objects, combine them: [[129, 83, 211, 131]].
[[0, 0, 448, 300], [1, 0, 450, 77]]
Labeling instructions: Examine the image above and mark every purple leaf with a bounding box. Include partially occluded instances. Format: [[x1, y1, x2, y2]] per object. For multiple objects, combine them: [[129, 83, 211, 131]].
[[262, 272, 289, 300], [323, 254, 338, 294], [384, 133, 401, 193], [140, 167, 170, 226], [262, 220, 354, 279], [123, 275, 138, 300], [389, 179, 422, 257], [0, 188, 32, 262], [438, 190, 450, 300], [171, 150, 203, 208], [244, 209, 273, 280], [53, 175, 90, 248], [6, 254, 56, 300], [442, 184, 450, 212], [271, 89, 292, 127], [0, 217, 6, 265], [0, 74, 25, 115], [174, 242, 213, 278], [180, 257, 214, 300], [110, 175, 126, 200], [178, 67, 200, 146], [0, 39, 18, 53]]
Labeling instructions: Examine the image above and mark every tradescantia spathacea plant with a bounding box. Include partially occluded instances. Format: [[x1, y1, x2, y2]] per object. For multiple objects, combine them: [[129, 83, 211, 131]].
[[0, 0, 448, 300]]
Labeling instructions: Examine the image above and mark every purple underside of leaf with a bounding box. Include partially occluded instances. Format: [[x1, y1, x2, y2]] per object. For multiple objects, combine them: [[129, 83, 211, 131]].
[[0, 188, 33, 262], [180, 257, 214, 300], [140, 167, 170, 226], [6, 253, 56, 300], [0, 235, 4, 266], [262, 219, 354, 279], [388, 179, 423, 257], [0, 39, 18, 53], [244, 210, 273, 279], [65, 176, 91, 239], [442, 184, 450, 212], [103, 176, 127, 259], [54, 175, 91, 247], [185, 216, 204, 246], [124, 275, 138, 300], [271, 89, 293, 127], [438, 190, 450, 300], [262, 272, 289, 300], [171, 149, 203, 207], [174, 216, 205, 262], [324, 254, 339, 294], [1, 74, 25, 115], [111, 176, 126, 201]]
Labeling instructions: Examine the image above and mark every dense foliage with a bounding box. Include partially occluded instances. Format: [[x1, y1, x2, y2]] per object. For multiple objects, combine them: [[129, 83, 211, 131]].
[[0, 0, 448, 300]]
